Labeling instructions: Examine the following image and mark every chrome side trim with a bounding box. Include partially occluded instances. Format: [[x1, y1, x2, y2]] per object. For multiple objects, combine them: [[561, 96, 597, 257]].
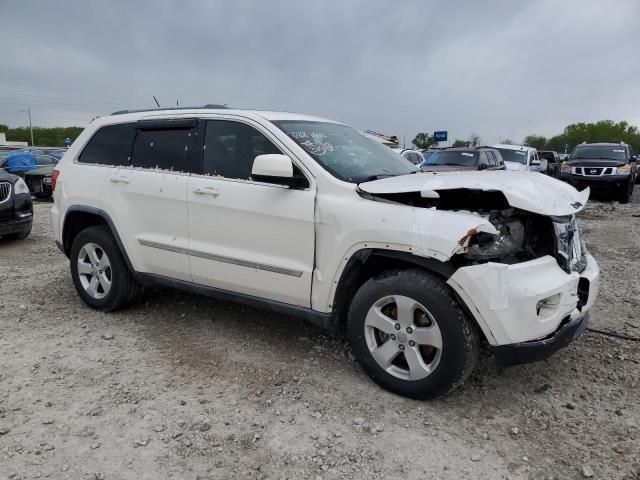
[[137, 239, 303, 277], [138, 238, 188, 255], [189, 248, 304, 277]]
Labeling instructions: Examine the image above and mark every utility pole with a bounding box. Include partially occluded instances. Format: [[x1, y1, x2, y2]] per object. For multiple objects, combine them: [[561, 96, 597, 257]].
[[19, 107, 34, 146]]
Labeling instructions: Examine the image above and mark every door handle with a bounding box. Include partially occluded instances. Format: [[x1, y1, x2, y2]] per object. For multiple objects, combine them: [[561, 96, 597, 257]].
[[110, 174, 131, 184], [193, 186, 220, 197]]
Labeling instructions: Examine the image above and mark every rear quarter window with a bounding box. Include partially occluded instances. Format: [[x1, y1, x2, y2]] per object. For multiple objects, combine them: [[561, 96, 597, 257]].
[[131, 127, 198, 172], [78, 123, 136, 166]]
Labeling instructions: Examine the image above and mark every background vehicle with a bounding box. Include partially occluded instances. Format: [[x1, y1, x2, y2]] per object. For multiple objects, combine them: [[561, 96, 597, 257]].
[[538, 150, 561, 177], [420, 147, 505, 172], [420, 149, 439, 164], [392, 148, 424, 165], [492, 144, 546, 172], [559, 142, 637, 203], [0, 168, 33, 240], [52, 107, 599, 400]]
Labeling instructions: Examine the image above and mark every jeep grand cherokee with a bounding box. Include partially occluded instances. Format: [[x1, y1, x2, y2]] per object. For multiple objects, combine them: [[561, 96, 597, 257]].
[[50, 107, 600, 399]]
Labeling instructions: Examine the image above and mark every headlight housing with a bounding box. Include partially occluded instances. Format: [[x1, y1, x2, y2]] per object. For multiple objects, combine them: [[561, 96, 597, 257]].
[[465, 212, 524, 260], [560, 162, 571, 173], [13, 177, 30, 195], [616, 164, 631, 174]]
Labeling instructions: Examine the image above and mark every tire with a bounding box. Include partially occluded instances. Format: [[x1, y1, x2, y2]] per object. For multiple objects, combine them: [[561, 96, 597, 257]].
[[3, 224, 32, 240], [347, 269, 479, 400], [618, 180, 632, 204], [70, 225, 139, 311]]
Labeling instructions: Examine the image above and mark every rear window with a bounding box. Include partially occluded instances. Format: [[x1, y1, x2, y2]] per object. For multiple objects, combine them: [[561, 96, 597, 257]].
[[423, 151, 477, 166], [131, 127, 198, 172], [79, 124, 136, 166]]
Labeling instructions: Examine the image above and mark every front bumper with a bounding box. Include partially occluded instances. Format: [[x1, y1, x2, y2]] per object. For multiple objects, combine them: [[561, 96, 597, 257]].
[[492, 312, 589, 368], [0, 215, 32, 236], [447, 253, 599, 349], [560, 173, 630, 190]]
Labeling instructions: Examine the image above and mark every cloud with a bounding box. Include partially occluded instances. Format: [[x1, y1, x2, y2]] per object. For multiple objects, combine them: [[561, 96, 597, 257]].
[[1, 0, 639, 145]]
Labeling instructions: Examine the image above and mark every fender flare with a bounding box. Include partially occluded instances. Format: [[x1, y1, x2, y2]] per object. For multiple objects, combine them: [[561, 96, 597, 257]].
[[62, 205, 135, 273]]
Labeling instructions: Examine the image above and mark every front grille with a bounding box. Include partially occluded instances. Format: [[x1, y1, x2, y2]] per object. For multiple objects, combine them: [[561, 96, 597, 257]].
[[553, 218, 587, 273], [571, 166, 615, 176], [0, 182, 11, 203]]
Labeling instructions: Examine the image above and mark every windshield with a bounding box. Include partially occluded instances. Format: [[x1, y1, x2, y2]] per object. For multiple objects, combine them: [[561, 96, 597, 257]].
[[571, 146, 627, 161], [422, 151, 477, 166], [273, 121, 416, 182], [495, 148, 528, 164]]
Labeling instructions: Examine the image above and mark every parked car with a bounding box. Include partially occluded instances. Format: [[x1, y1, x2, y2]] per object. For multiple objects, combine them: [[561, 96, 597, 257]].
[[420, 147, 505, 172], [23, 152, 60, 199], [51, 107, 600, 399], [559, 142, 637, 203], [0, 168, 33, 240], [392, 148, 424, 165], [492, 144, 546, 172], [538, 150, 561, 178], [420, 149, 439, 163]]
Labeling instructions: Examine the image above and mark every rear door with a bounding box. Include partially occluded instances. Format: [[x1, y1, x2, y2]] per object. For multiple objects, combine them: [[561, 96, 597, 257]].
[[186, 118, 316, 306], [101, 119, 197, 281]]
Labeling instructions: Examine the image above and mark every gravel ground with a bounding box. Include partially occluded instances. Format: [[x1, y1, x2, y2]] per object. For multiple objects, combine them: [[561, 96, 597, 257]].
[[1, 192, 639, 480]]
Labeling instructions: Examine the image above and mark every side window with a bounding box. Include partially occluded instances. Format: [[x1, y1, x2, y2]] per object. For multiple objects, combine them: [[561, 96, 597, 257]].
[[78, 123, 137, 166], [493, 150, 504, 165], [486, 151, 496, 166], [479, 152, 489, 167], [203, 120, 281, 180], [131, 126, 198, 172]]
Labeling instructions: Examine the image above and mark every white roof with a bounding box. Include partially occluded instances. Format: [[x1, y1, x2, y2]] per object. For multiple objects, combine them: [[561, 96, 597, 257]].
[[492, 143, 536, 152], [93, 108, 338, 127]]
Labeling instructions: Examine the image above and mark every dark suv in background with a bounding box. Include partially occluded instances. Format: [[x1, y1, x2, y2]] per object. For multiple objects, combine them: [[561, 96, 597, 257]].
[[0, 169, 33, 240], [420, 147, 505, 172], [560, 142, 637, 203]]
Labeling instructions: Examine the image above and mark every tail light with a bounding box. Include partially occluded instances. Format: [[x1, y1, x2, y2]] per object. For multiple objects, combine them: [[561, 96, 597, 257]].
[[51, 169, 60, 192]]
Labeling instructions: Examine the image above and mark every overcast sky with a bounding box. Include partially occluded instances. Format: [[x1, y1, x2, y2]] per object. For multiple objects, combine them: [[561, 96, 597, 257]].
[[1, 0, 639, 145]]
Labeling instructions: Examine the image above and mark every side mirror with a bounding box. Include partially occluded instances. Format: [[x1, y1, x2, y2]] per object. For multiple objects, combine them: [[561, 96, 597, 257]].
[[530, 158, 541, 166], [251, 154, 305, 188], [539, 159, 548, 171]]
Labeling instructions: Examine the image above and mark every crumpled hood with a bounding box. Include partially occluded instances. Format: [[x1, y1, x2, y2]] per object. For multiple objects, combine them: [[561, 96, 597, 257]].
[[358, 171, 590, 217]]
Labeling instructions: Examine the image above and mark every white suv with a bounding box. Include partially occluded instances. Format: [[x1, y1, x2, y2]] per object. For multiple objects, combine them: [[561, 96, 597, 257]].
[[492, 144, 546, 172], [51, 107, 600, 399]]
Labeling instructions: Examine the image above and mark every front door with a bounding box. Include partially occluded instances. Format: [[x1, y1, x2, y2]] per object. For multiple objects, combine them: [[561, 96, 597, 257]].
[[187, 119, 315, 306]]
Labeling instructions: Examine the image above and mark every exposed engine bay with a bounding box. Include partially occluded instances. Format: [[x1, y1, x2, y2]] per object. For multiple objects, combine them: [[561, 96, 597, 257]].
[[360, 188, 586, 273]]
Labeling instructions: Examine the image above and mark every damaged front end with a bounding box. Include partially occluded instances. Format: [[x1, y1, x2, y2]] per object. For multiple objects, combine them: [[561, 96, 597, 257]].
[[357, 172, 600, 364]]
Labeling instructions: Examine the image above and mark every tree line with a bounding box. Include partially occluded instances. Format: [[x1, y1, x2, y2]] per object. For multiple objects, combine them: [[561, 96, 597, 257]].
[[412, 120, 640, 153], [0, 124, 84, 147]]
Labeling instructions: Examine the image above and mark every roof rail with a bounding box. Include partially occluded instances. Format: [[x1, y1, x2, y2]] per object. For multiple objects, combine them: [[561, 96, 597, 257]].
[[111, 104, 229, 115]]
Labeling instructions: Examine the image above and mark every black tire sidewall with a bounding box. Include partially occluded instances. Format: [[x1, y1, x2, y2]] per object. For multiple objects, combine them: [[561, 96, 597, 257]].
[[69, 226, 129, 311], [347, 270, 477, 399]]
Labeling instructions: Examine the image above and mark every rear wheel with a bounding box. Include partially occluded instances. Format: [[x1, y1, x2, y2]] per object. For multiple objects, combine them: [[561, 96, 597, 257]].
[[347, 269, 479, 399], [70, 226, 139, 311]]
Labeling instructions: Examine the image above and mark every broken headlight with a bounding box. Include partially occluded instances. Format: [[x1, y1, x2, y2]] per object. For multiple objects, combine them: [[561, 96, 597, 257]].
[[553, 217, 587, 273], [464, 211, 525, 260]]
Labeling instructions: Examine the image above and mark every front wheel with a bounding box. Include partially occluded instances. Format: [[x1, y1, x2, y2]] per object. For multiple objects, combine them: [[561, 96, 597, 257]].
[[618, 180, 632, 204], [347, 269, 479, 399]]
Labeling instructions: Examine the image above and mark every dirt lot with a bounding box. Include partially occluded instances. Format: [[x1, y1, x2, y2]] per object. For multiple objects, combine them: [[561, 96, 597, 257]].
[[1, 193, 639, 480]]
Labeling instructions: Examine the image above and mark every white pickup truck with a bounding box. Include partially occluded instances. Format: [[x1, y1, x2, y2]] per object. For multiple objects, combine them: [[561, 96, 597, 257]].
[[50, 107, 599, 399]]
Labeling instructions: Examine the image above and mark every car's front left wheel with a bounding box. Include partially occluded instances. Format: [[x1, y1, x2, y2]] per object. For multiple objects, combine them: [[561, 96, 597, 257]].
[[347, 269, 479, 399], [70, 225, 139, 311]]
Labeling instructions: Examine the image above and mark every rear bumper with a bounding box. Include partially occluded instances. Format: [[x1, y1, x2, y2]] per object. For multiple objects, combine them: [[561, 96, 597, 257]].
[[0, 215, 32, 235], [492, 312, 589, 368]]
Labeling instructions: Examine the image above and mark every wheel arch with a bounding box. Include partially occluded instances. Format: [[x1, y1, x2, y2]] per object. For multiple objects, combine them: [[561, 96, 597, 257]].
[[62, 206, 134, 272], [330, 248, 457, 330]]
